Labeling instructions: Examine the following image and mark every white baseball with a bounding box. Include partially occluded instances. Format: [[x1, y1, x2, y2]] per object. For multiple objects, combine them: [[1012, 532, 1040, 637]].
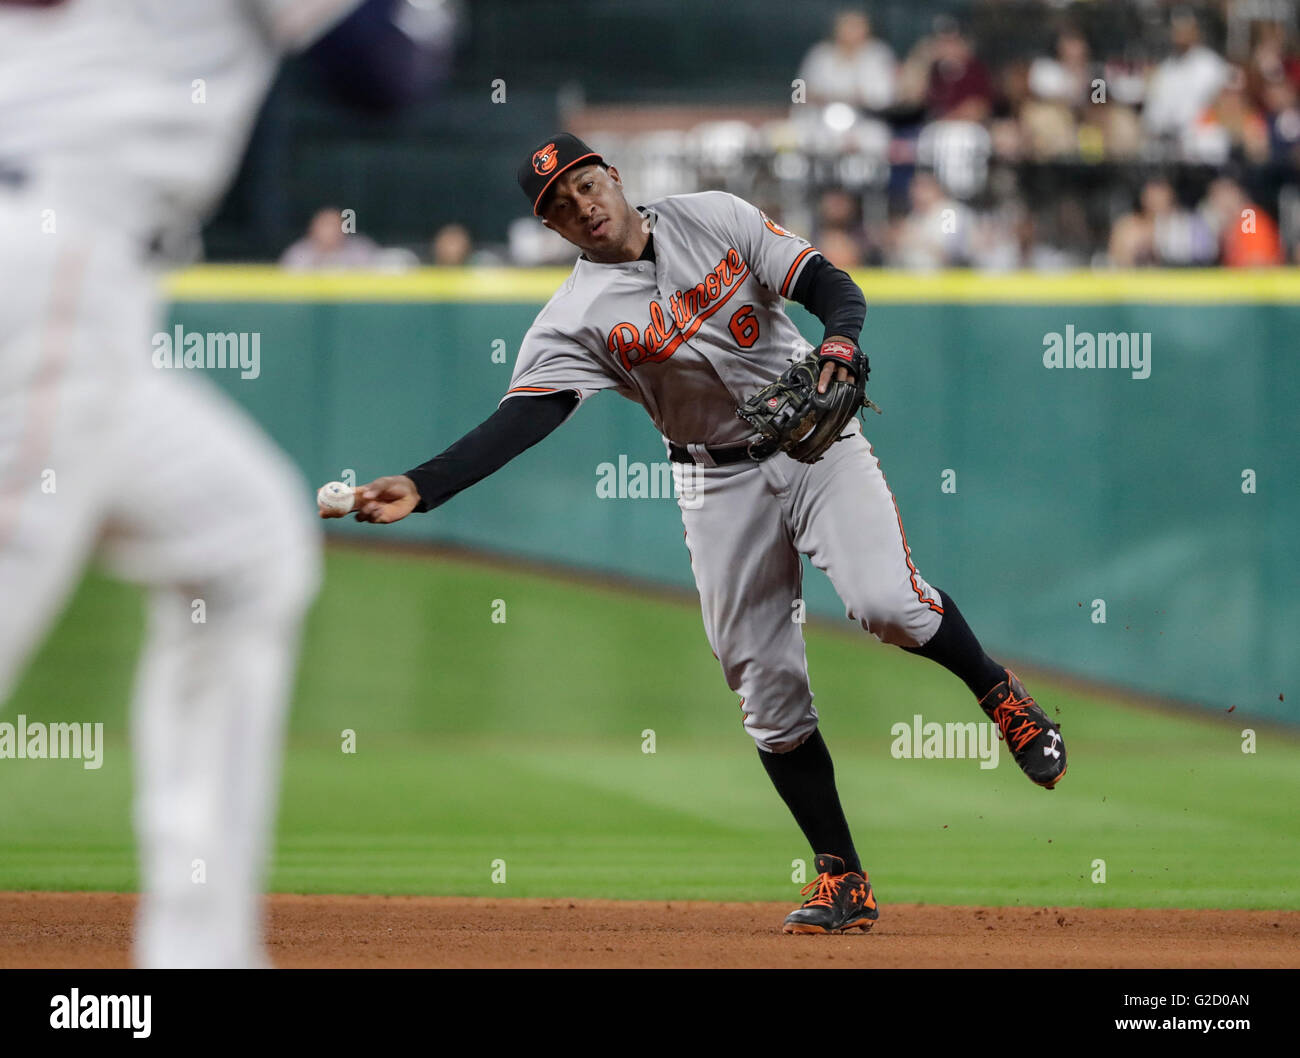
[[316, 481, 356, 515]]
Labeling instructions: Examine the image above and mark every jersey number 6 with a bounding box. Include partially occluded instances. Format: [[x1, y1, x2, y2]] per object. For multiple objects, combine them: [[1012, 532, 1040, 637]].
[[729, 304, 759, 348]]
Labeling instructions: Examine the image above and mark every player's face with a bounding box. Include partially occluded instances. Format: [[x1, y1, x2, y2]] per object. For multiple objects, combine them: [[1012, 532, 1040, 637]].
[[541, 165, 641, 261]]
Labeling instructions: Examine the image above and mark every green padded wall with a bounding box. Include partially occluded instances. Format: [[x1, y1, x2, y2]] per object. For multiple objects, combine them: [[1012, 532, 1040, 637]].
[[165, 269, 1298, 723]]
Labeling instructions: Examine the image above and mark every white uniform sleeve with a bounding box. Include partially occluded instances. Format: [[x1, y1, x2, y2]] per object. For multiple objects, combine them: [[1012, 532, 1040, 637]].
[[724, 193, 820, 299], [246, 0, 361, 51], [797, 43, 830, 95], [500, 324, 625, 410]]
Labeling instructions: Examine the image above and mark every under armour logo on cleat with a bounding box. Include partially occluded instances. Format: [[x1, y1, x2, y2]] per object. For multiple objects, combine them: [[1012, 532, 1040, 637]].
[[1043, 730, 1062, 759]]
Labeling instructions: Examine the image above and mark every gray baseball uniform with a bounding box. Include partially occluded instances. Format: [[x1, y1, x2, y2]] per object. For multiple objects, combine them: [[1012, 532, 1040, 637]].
[[505, 191, 943, 752]]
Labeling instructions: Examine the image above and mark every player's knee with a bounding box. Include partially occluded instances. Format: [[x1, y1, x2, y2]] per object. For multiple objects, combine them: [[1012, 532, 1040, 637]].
[[733, 664, 816, 754], [848, 593, 940, 648], [748, 716, 819, 755], [725, 657, 807, 707]]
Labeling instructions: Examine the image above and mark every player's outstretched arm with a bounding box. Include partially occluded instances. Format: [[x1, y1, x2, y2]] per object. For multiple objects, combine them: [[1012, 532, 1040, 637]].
[[352, 476, 422, 523], [320, 390, 579, 526]]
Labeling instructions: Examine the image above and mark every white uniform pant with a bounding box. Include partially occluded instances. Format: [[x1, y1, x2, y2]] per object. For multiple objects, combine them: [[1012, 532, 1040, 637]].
[[0, 190, 320, 967], [677, 423, 943, 754]]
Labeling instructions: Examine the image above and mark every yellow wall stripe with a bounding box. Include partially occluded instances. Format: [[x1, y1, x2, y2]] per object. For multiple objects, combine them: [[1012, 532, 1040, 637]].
[[162, 265, 1300, 304]]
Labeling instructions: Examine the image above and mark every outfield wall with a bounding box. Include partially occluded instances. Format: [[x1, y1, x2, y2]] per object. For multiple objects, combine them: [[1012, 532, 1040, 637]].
[[165, 268, 1298, 723]]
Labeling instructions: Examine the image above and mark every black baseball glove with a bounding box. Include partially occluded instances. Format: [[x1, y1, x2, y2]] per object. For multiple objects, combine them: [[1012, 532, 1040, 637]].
[[737, 340, 876, 464]]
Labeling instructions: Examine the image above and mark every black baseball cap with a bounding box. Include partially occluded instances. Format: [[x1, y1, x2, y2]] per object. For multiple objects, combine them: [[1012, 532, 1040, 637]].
[[517, 133, 605, 216]]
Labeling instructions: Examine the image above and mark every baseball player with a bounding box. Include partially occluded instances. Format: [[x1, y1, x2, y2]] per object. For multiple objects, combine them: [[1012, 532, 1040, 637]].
[[334, 134, 1068, 935], [0, 0, 437, 967]]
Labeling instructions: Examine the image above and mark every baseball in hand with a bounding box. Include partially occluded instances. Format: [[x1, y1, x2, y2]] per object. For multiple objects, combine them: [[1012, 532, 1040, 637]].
[[316, 481, 356, 516]]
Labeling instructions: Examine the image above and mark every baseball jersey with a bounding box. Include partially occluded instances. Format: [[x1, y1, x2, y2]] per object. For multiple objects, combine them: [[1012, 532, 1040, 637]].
[[504, 191, 822, 446], [0, 0, 360, 244]]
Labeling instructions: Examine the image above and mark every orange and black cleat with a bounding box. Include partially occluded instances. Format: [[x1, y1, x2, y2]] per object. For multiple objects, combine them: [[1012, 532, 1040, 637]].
[[980, 669, 1067, 789], [782, 854, 879, 935]]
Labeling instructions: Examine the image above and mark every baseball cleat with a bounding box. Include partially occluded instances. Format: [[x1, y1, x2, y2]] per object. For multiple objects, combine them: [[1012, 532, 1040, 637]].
[[782, 854, 879, 934], [980, 669, 1067, 789]]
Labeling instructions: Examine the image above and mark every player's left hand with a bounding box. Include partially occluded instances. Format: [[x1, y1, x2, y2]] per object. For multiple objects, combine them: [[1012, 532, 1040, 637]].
[[817, 361, 854, 394], [815, 337, 868, 395]]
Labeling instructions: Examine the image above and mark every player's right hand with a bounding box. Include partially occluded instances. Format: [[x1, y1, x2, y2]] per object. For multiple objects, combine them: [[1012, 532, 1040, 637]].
[[353, 475, 421, 524]]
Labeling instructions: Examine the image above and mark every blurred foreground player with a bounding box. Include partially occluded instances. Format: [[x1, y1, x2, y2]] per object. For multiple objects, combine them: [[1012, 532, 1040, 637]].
[[0, 0, 442, 967]]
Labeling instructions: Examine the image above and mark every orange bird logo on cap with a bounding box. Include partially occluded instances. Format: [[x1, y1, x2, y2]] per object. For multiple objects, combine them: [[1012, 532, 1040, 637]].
[[532, 144, 559, 176]]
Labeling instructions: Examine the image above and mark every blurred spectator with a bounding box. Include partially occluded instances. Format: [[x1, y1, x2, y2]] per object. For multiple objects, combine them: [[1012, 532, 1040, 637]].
[[1017, 204, 1087, 271], [1099, 56, 1149, 110], [1143, 9, 1231, 143], [813, 188, 870, 267], [917, 120, 992, 199], [969, 203, 1023, 272], [817, 187, 860, 231], [280, 207, 382, 270], [989, 111, 1027, 163], [430, 222, 473, 266], [1108, 177, 1217, 266], [1183, 67, 1271, 165], [1028, 28, 1094, 108], [889, 170, 973, 270], [797, 9, 897, 112], [1022, 29, 1092, 160], [1081, 97, 1145, 162], [819, 228, 866, 269], [1244, 19, 1300, 109], [1017, 27, 1144, 162], [912, 17, 994, 124], [1261, 76, 1300, 166], [995, 58, 1033, 155], [1199, 176, 1284, 266]]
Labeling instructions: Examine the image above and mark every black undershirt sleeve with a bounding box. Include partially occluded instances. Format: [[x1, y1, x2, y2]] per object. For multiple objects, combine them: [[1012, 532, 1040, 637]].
[[403, 390, 579, 513], [788, 253, 867, 346], [400, 241, 843, 513]]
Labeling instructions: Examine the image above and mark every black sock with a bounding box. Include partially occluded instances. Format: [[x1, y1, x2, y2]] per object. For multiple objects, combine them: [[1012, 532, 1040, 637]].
[[904, 588, 1007, 701], [757, 729, 861, 875]]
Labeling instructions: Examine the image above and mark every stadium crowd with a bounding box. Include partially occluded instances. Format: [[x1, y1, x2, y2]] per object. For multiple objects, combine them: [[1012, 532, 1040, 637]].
[[273, 1, 1300, 271], [785, 4, 1299, 269]]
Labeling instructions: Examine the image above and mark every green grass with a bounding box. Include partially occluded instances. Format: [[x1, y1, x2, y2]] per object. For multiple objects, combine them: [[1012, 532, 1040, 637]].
[[1, 546, 1296, 908]]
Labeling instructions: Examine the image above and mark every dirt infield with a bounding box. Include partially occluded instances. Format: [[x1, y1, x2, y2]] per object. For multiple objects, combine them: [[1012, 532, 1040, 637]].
[[0, 891, 1295, 968]]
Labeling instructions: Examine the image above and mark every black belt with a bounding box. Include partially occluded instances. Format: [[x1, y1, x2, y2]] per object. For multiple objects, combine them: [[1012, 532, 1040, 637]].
[[667, 438, 777, 465]]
